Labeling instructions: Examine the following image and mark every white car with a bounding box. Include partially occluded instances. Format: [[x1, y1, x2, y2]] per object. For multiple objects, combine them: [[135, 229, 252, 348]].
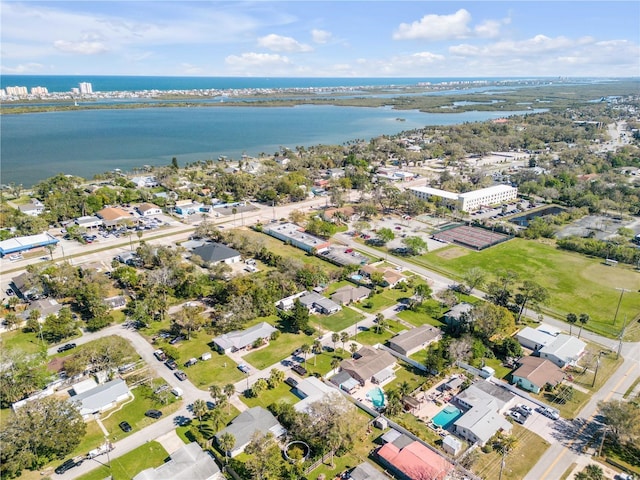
[[517, 404, 533, 416], [509, 410, 526, 424]]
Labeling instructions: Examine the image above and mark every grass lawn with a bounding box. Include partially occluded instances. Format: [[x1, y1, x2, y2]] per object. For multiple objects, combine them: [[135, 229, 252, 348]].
[[305, 349, 351, 377], [76, 441, 168, 480], [101, 385, 181, 441], [387, 362, 428, 395], [472, 425, 550, 480], [312, 307, 365, 333], [414, 239, 640, 339], [241, 382, 301, 409], [0, 328, 46, 356], [483, 358, 512, 380], [359, 287, 413, 313], [393, 412, 441, 445], [354, 326, 395, 346], [242, 331, 310, 370], [397, 308, 445, 328]]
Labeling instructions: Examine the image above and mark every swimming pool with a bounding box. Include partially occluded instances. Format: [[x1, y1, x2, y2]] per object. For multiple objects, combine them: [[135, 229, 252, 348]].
[[366, 387, 385, 408], [351, 274, 363, 281], [432, 405, 462, 429]]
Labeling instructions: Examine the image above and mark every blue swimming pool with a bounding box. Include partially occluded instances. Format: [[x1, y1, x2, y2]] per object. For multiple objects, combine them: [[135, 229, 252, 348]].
[[432, 405, 462, 429], [351, 274, 363, 281], [366, 387, 385, 408]]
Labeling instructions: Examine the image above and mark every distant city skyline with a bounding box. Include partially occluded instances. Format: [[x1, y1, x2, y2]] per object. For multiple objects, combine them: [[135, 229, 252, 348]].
[[1, 1, 639, 78]]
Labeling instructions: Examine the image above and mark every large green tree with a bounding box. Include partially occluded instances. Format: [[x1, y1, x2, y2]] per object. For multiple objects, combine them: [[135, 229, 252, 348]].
[[0, 349, 50, 408], [0, 397, 86, 478]]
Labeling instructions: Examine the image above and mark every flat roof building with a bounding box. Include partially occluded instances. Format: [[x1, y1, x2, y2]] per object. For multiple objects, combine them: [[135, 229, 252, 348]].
[[264, 222, 330, 253], [410, 184, 517, 212]]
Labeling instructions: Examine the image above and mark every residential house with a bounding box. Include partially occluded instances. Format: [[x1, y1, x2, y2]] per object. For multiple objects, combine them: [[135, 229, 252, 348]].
[[104, 295, 127, 310], [18, 199, 45, 216], [293, 376, 348, 413], [297, 291, 342, 315], [538, 334, 586, 368], [20, 298, 63, 321], [453, 380, 514, 446], [322, 206, 357, 223], [136, 203, 162, 217], [133, 442, 223, 480], [511, 356, 566, 394], [75, 215, 103, 229], [191, 242, 241, 266], [377, 440, 453, 480], [10, 272, 43, 299], [387, 325, 441, 357], [348, 461, 389, 480], [515, 326, 558, 352], [130, 176, 159, 188], [264, 222, 331, 253], [212, 322, 277, 353], [329, 371, 360, 394], [330, 285, 371, 306], [444, 302, 474, 326], [340, 346, 396, 386], [68, 378, 132, 419], [359, 265, 406, 288], [214, 407, 286, 458]]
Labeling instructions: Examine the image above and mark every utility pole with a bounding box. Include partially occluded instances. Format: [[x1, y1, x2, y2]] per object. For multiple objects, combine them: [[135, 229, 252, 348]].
[[612, 287, 629, 325], [617, 315, 628, 359], [592, 352, 602, 387], [498, 450, 506, 480]]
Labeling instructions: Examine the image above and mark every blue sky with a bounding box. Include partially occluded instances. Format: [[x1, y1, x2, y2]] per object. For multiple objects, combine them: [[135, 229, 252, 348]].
[[2, 1, 639, 77]]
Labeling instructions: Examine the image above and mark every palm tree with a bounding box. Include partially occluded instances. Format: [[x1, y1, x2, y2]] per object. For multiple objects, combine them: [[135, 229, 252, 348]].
[[208, 406, 225, 432], [331, 332, 340, 351], [192, 399, 208, 427], [398, 381, 411, 397], [566, 313, 578, 336], [223, 383, 235, 414], [268, 368, 284, 388], [300, 343, 310, 365], [349, 343, 359, 357], [578, 313, 590, 338], [218, 432, 235, 464], [340, 331, 349, 351], [331, 357, 341, 372], [312, 340, 322, 366], [209, 384, 223, 405]]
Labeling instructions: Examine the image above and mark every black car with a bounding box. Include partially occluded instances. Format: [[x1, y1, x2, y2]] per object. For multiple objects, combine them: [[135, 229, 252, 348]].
[[119, 421, 132, 432], [5, 288, 14, 296], [165, 359, 178, 370], [174, 370, 187, 381], [57, 343, 77, 353], [55, 458, 83, 475], [145, 409, 163, 419], [285, 377, 298, 388], [169, 335, 184, 345], [292, 364, 307, 376]]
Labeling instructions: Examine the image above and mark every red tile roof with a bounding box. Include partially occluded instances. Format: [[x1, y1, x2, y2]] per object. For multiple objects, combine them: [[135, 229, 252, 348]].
[[378, 441, 453, 480]]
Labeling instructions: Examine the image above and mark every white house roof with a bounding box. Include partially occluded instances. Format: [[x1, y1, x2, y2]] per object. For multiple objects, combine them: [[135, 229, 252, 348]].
[[456, 380, 514, 410], [294, 377, 345, 412], [133, 442, 221, 480], [539, 334, 586, 364], [454, 401, 512, 444], [69, 378, 130, 416], [410, 186, 459, 200], [215, 407, 285, 452], [458, 184, 517, 200], [516, 326, 556, 347], [213, 322, 277, 351]]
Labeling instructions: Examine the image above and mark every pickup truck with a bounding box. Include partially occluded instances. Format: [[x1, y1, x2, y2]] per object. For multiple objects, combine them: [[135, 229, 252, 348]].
[[153, 349, 167, 361]]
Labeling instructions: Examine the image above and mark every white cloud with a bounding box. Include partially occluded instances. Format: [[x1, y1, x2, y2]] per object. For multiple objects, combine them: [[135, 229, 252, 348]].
[[393, 9, 472, 40], [450, 35, 586, 58], [257, 34, 312, 52], [1, 62, 45, 74], [225, 52, 291, 67], [474, 20, 502, 38], [311, 29, 332, 44], [54, 40, 108, 55]]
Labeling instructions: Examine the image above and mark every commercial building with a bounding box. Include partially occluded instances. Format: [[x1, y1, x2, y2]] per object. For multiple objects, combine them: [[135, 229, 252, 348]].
[[264, 222, 330, 253], [409, 184, 517, 212], [79, 82, 93, 94], [0, 233, 59, 257]]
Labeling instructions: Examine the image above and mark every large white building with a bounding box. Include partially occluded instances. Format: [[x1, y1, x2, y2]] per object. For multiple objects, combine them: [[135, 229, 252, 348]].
[[79, 82, 93, 94], [409, 184, 518, 212]]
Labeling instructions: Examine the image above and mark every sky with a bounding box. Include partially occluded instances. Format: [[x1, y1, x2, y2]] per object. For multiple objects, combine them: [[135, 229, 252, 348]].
[[1, 1, 639, 77]]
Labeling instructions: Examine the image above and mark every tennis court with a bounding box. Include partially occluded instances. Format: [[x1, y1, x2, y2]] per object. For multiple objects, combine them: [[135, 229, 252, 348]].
[[432, 224, 511, 250]]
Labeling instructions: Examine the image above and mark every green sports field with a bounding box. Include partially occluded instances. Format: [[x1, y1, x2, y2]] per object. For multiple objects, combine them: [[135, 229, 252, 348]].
[[419, 239, 640, 338]]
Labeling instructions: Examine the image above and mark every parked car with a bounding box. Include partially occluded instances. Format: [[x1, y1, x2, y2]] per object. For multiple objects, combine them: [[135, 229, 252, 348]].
[[517, 404, 533, 416], [174, 370, 187, 381], [292, 364, 307, 376], [169, 335, 184, 345], [145, 409, 163, 419], [5, 288, 14, 296], [119, 421, 132, 432], [542, 407, 560, 420], [153, 349, 167, 361], [285, 377, 298, 388], [184, 358, 198, 368], [509, 411, 526, 424], [237, 364, 250, 374], [55, 458, 83, 475], [165, 359, 178, 370], [57, 343, 77, 353]]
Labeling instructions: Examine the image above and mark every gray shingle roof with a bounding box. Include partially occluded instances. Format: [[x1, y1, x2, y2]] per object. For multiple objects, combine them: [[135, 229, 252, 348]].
[[192, 242, 240, 264]]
